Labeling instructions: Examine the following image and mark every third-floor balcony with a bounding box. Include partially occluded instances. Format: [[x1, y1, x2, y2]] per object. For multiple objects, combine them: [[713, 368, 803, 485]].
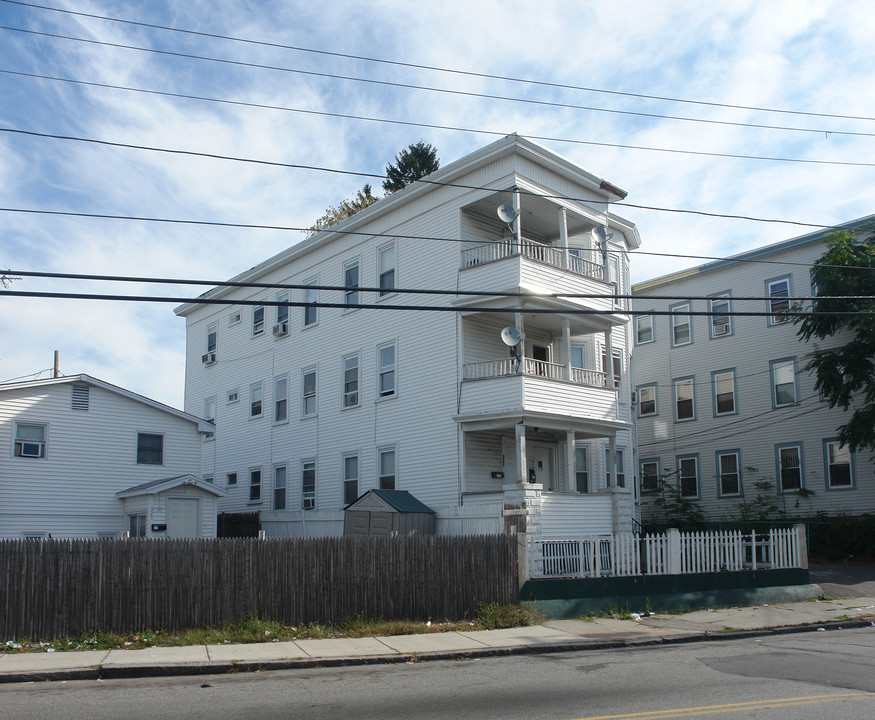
[[461, 237, 605, 282]]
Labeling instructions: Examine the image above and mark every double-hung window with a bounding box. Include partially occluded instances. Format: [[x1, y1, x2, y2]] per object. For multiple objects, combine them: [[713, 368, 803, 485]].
[[607, 255, 621, 308], [249, 468, 262, 502], [252, 306, 265, 335], [344, 260, 360, 308], [273, 465, 286, 510], [717, 451, 741, 496], [575, 446, 588, 493], [601, 349, 622, 389], [605, 448, 625, 487], [674, 377, 695, 421], [640, 459, 660, 492], [378, 243, 395, 296], [206, 323, 217, 354], [635, 314, 653, 344], [250, 382, 263, 418], [771, 358, 797, 407], [637, 385, 657, 417], [302, 368, 317, 417], [343, 354, 360, 408], [303, 278, 318, 327], [709, 293, 731, 337], [343, 454, 359, 505], [136, 433, 163, 465], [204, 396, 216, 439], [378, 343, 396, 398], [670, 302, 692, 346], [276, 291, 290, 327], [677, 456, 699, 497], [767, 277, 791, 324], [777, 444, 802, 491], [302, 460, 316, 509], [274, 376, 288, 423], [14, 422, 46, 458], [712, 370, 736, 416], [379, 448, 396, 490], [127, 514, 146, 538], [824, 440, 852, 488]]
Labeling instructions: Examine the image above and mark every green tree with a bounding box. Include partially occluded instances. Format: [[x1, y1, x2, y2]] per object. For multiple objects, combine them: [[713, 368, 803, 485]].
[[795, 226, 875, 452], [382, 141, 440, 194], [307, 183, 379, 235]]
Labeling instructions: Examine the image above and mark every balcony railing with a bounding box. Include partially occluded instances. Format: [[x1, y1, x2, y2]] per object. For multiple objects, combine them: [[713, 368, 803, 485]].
[[463, 357, 609, 387], [461, 238, 605, 282]]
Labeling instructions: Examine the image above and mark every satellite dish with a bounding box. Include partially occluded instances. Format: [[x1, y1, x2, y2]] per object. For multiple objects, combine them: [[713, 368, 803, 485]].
[[591, 227, 608, 244], [497, 204, 518, 224], [501, 326, 524, 346]]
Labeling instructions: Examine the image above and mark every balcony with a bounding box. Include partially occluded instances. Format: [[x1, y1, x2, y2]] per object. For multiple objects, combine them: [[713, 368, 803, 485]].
[[463, 357, 607, 387], [461, 238, 605, 282]]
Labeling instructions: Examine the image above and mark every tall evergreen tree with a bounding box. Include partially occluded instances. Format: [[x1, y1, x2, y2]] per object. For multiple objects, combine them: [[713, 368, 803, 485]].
[[382, 141, 440, 194], [795, 226, 875, 452]]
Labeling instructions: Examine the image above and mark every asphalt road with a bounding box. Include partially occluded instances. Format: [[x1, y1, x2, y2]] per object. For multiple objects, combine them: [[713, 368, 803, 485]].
[[3, 628, 873, 720]]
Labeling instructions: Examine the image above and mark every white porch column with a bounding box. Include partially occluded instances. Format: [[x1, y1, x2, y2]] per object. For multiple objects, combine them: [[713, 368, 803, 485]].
[[559, 206, 569, 268], [604, 329, 614, 389], [515, 312, 525, 374], [608, 434, 617, 489], [515, 422, 528, 485], [565, 430, 576, 492], [512, 189, 522, 252], [563, 317, 571, 380]]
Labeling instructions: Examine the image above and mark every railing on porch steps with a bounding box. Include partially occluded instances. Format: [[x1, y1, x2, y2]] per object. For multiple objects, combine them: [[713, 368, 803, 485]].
[[530, 527, 804, 579]]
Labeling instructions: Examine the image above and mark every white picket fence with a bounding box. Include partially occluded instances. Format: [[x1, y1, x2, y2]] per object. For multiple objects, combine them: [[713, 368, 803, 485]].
[[530, 527, 805, 579]]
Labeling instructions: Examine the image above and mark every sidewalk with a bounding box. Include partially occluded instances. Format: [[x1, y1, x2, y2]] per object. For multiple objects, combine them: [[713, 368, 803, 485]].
[[2, 595, 873, 684]]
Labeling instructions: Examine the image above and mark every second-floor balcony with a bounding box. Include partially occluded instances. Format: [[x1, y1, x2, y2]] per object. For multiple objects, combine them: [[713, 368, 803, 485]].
[[463, 357, 608, 387], [461, 237, 605, 282]]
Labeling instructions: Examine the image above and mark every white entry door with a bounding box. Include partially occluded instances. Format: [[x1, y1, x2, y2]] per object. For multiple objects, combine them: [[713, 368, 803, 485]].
[[166, 497, 199, 537], [528, 444, 555, 490]]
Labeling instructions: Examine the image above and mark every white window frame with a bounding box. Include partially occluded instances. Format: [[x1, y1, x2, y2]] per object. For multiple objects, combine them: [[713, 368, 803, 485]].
[[637, 384, 657, 417], [127, 514, 146, 538], [378, 342, 396, 398], [378, 447, 396, 490], [604, 448, 626, 488], [767, 276, 791, 325], [673, 377, 695, 422], [342, 353, 360, 408], [136, 432, 163, 465], [206, 322, 217, 354], [252, 305, 265, 335], [717, 451, 741, 497], [303, 277, 318, 328], [824, 440, 853, 489], [302, 368, 317, 417], [302, 459, 316, 510], [250, 382, 263, 418], [770, 358, 797, 408], [343, 259, 360, 309], [226, 388, 239, 404], [777, 444, 803, 492], [13, 422, 47, 458], [343, 453, 360, 506], [670, 302, 692, 347], [575, 445, 588, 493], [228, 311, 241, 327], [274, 375, 288, 424], [709, 293, 732, 338], [712, 369, 737, 416], [276, 290, 290, 325], [249, 467, 262, 503], [378, 242, 396, 297], [677, 455, 699, 498], [635, 314, 654, 345], [273, 464, 287, 511], [204, 396, 216, 440], [226, 472, 237, 486], [640, 459, 660, 493]]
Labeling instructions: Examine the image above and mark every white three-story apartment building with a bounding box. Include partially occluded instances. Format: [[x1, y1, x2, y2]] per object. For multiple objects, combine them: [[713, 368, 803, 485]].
[[633, 217, 875, 522], [175, 135, 642, 538]]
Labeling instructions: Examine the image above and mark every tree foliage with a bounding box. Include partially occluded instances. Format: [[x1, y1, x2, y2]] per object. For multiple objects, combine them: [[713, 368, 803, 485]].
[[382, 141, 440, 194], [795, 227, 875, 452], [307, 183, 379, 235]]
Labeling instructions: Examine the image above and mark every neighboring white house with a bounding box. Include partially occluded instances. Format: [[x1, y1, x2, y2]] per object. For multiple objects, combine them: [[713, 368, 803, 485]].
[[632, 216, 875, 521], [175, 134, 642, 539], [0, 374, 222, 538]]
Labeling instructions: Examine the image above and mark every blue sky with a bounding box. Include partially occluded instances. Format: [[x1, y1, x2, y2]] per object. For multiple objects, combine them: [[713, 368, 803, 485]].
[[1, 0, 873, 406]]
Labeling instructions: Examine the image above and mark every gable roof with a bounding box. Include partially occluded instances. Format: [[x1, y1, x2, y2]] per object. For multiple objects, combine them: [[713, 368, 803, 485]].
[[0, 374, 213, 433], [117, 474, 228, 498], [345, 489, 435, 513], [175, 134, 640, 317]]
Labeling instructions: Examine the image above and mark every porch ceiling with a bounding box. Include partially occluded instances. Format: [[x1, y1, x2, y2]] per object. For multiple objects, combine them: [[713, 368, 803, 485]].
[[464, 190, 598, 240], [453, 410, 630, 436]]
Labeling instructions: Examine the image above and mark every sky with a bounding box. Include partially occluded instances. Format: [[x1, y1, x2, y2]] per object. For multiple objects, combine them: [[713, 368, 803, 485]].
[[1, 0, 873, 408]]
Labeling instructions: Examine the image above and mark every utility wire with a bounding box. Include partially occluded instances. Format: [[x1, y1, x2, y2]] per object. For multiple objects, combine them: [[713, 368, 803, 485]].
[[2, 290, 872, 317], [5, 0, 875, 124], [3, 23, 874, 140], [6, 269, 874, 302]]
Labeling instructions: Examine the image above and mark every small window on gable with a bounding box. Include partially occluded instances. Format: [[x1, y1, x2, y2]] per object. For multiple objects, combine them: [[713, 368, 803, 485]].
[[227, 389, 239, 404], [71, 384, 89, 410], [14, 423, 47, 458], [228, 311, 241, 326]]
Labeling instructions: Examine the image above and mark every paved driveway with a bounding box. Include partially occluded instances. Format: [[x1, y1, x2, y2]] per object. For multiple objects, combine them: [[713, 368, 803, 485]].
[[809, 562, 875, 599]]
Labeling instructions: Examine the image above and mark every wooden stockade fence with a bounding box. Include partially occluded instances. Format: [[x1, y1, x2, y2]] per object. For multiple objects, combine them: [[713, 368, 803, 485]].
[[0, 535, 518, 640]]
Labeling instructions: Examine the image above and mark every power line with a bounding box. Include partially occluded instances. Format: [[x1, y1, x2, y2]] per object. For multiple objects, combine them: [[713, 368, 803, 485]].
[[3, 23, 875, 140], [6, 269, 874, 302], [2, 289, 872, 317], [5, 0, 875, 124]]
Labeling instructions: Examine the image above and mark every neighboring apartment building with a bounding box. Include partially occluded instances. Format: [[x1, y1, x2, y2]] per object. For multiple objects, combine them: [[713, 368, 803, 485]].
[[175, 134, 642, 539], [632, 216, 875, 522], [0, 374, 221, 538]]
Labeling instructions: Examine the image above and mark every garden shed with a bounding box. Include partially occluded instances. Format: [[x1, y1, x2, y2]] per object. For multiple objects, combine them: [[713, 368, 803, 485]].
[[344, 489, 436, 536]]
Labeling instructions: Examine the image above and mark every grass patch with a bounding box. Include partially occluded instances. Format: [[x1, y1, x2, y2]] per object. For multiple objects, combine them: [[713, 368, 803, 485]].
[[3, 604, 541, 654]]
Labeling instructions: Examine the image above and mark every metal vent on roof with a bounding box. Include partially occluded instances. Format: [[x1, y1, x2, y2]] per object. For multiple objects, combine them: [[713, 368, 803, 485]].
[[71, 384, 90, 410]]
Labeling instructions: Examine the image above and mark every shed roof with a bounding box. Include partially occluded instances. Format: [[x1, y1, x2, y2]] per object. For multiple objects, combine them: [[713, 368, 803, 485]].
[[117, 474, 228, 498], [346, 489, 435, 514]]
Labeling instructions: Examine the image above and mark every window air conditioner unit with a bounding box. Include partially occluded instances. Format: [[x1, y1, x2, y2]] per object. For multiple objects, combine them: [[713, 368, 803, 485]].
[[202, 352, 217, 365], [302, 497, 315, 510], [713, 323, 730, 337], [272, 322, 289, 338]]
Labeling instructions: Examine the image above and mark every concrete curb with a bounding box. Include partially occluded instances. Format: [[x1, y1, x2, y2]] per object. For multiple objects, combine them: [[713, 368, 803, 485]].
[[2, 618, 873, 685]]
